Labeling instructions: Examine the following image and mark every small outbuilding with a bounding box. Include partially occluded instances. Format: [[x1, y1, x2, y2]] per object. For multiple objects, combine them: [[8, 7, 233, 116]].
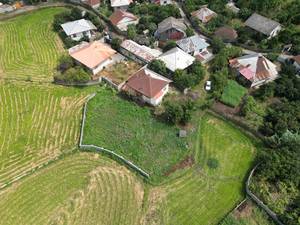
[[110, 0, 133, 11]]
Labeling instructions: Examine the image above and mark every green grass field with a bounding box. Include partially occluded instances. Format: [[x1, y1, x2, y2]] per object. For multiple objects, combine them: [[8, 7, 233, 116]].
[[83, 88, 191, 181], [0, 82, 94, 187], [221, 80, 247, 107], [0, 7, 66, 82], [0, 152, 144, 225], [142, 114, 256, 225]]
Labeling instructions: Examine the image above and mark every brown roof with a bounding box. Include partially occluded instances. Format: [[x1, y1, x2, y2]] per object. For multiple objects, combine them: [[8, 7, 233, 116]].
[[214, 27, 238, 42], [109, 10, 137, 26], [86, 0, 100, 6], [293, 55, 300, 64], [69, 41, 116, 69], [123, 68, 170, 98]]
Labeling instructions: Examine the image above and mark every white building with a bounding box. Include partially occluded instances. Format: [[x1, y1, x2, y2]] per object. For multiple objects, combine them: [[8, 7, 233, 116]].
[[69, 41, 122, 75], [122, 67, 171, 106], [157, 47, 195, 72], [61, 19, 97, 41], [110, 0, 133, 11]]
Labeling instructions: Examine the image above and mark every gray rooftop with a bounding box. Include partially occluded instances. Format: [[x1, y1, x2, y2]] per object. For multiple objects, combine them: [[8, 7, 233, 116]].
[[245, 13, 281, 36], [61, 19, 97, 36], [156, 17, 187, 34], [176, 35, 209, 53]]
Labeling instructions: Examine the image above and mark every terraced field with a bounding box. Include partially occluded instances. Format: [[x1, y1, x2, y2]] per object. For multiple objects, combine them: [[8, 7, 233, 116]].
[[0, 7, 66, 82], [0, 82, 94, 188], [0, 152, 144, 225], [143, 114, 256, 225]]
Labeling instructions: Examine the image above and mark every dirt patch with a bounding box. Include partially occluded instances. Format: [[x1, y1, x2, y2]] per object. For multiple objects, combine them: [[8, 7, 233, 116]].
[[213, 101, 240, 115], [233, 200, 254, 219], [164, 155, 194, 176]]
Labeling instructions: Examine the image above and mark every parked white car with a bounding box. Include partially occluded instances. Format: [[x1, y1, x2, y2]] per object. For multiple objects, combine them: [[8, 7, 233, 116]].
[[205, 80, 212, 91]]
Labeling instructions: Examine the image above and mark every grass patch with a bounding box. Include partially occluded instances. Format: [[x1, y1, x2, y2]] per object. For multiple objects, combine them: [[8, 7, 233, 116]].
[[0, 152, 144, 225], [143, 114, 256, 225], [83, 87, 191, 182], [0, 82, 95, 187], [221, 80, 247, 107], [0, 7, 67, 82]]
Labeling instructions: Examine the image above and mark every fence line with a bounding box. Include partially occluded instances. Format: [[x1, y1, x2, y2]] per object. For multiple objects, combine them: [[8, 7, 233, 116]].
[[78, 93, 150, 178], [246, 166, 284, 225]]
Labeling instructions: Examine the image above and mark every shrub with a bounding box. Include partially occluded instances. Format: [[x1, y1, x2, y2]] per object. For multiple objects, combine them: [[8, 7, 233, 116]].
[[127, 24, 137, 39], [148, 59, 168, 76], [207, 158, 219, 169], [111, 37, 122, 50], [54, 67, 90, 84], [163, 40, 177, 52], [186, 27, 195, 37], [163, 99, 195, 125], [58, 55, 74, 72]]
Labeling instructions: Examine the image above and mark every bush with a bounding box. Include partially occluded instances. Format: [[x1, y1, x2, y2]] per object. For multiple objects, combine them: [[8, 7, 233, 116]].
[[127, 24, 137, 39], [111, 37, 122, 50], [211, 36, 225, 54], [58, 55, 74, 72], [54, 67, 90, 84], [207, 158, 219, 169], [186, 27, 195, 37], [163, 40, 177, 52], [163, 99, 195, 125], [148, 59, 168, 76], [211, 69, 228, 98]]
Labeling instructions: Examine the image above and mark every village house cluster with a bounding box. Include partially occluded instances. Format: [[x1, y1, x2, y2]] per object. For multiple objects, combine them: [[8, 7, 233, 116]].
[[37, 0, 298, 106]]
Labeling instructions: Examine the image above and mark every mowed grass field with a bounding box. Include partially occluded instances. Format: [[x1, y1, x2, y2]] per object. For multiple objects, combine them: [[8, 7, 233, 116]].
[[0, 152, 144, 225], [0, 82, 94, 188], [0, 7, 66, 82], [142, 114, 256, 225], [221, 80, 247, 107], [83, 88, 191, 181]]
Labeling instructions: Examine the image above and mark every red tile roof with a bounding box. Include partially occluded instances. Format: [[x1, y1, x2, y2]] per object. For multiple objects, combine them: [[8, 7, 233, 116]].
[[109, 10, 137, 26], [123, 68, 170, 98]]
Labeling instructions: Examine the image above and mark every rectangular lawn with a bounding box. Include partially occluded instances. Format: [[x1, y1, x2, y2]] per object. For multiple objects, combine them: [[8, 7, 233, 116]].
[[221, 80, 247, 107], [83, 88, 190, 181]]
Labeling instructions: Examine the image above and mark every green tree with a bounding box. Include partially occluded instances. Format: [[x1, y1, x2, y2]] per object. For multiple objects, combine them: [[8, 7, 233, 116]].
[[127, 24, 137, 39], [164, 101, 184, 124], [186, 27, 195, 37], [163, 40, 177, 52], [173, 70, 192, 91], [211, 36, 225, 54], [111, 38, 122, 50], [148, 59, 168, 76]]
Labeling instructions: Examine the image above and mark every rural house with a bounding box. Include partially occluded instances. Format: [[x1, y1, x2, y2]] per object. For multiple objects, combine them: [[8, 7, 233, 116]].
[[176, 35, 213, 63], [82, 0, 100, 9], [109, 10, 138, 31], [120, 40, 162, 64], [110, 0, 133, 11], [229, 53, 279, 88], [69, 41, 121, 75], [292, 55, 300, 72], [157, 47, 195, 72], [191, 6, 217, 23], [0, 3, 15, 13], [61, 19, 97, 41], [214, 26, 238, 43], [245, 13, 282, 39], [122, 67, 171, 106], [155, 17, 187, 42]]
